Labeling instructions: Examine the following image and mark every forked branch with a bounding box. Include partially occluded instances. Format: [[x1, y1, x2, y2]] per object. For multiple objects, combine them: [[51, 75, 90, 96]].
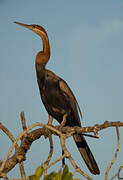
[[0, 112, 123, 179]]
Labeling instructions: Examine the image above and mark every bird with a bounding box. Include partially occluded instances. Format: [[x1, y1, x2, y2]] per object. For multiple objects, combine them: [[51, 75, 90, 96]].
[[14, 21, 100, 175]]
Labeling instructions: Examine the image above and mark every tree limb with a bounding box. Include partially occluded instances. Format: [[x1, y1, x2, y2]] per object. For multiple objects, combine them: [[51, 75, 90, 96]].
[[0, 112, 123, 179], [105, 125, 120, 180]]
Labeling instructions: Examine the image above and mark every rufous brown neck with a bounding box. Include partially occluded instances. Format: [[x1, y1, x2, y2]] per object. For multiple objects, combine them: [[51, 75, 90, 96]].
[[36, 29, 50, 65], [14, 22, 50, 66]]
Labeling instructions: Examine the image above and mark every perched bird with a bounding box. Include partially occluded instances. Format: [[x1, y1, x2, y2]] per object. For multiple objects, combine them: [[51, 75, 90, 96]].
[[14, 21, 100, 175]]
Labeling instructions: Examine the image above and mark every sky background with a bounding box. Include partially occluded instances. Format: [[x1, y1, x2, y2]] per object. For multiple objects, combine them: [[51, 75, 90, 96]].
[[0, 0, 123, 179]]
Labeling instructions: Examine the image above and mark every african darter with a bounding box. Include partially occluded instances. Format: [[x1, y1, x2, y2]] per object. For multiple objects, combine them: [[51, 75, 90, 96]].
[[14, 21, 100, 175]]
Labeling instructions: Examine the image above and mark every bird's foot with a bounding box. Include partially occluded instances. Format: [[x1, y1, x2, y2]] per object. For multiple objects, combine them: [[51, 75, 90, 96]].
[[44, 115, 53, 139], [47, 115, 53, 125], [61, 114, 67, 127]]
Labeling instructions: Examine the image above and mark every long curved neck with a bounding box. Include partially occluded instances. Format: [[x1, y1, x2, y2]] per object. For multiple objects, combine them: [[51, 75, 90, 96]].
[[41, 32, 50, 60], [36, 31, 50, 65]]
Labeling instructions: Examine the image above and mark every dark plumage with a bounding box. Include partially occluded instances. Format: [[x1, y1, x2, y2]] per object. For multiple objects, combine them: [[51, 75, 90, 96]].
[[15, 21, 100, 175], [36, 64, 100, 175]]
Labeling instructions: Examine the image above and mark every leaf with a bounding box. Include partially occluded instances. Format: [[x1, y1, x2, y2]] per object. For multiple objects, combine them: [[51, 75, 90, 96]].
[[57, 169, 62, 180], [44, 171, 57, 180], [62, 165, 69, 179], [28, 175, 37, 180], [52, 169, 62, 180], [62, 165, 70, 180], [63, 165, 69, 175], [62, 172, 73, 180], [35, 164, 43, 177]]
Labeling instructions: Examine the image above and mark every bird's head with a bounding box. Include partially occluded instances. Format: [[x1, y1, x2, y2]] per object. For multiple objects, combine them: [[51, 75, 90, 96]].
[[14, 21, 50, 65], [14, 21, 48, 38]]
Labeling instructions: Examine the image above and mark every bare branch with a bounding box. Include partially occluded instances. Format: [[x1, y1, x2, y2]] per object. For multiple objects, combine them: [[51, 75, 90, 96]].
[[56, 121, 123, 136], [0, 121, 63, 176], [20, 112, 27, 131], [0, 112, 123, 179], [0, 123, 26, 179], [105, 125, 120, 180], [60, 135, 92, 180], [110, 165, 123, 180], [60, 113, 67, 127], [0, 123, 15, 143], [118, 165, 123, 180], [44, 135, 53, 176], [44, 154, 66, 170]]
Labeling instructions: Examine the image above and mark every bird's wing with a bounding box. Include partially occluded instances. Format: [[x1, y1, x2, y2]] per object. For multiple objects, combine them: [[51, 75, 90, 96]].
[[46, 69, 82, 118], [59, 79, 82, 118]]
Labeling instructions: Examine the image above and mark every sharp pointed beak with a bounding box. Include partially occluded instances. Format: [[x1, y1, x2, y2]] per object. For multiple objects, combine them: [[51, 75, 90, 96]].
[[14, 21, 33, 31]]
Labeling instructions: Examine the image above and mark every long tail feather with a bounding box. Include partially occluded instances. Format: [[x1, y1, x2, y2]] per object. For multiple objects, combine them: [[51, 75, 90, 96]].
[[73, 134, 100, 175]]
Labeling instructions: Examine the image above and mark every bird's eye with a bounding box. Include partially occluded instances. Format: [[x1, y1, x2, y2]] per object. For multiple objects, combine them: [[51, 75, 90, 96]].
[[33, 25, 36, 28]]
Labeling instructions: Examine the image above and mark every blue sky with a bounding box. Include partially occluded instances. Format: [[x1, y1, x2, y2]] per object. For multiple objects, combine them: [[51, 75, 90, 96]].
[[0, 0, 123, 179]]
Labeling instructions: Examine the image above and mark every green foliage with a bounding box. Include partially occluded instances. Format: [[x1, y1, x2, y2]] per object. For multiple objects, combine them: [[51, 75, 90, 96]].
[[44, 171, 57, 180], [28, 164, 80, 180], [29, 163, 43, 180], [44, 165, 80, 180]]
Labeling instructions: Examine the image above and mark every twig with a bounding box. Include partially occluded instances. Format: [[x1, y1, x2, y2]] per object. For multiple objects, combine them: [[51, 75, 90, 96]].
[[20, 111, 27, 131], [82, 133, 99, 139], [61, 114, 67, 127], [110, 165, 123, 180], [0, 113, 123, 179], [0, 172, 8, 179], [19, 112, 27, 179], [72, 169, 77, 176], [0, 123, 17, 148], [57, 121, 123, 136], [44, 135, 53, 176], [0, 123, 26, 179], [0, 122, 63, 174], [60, 135, 92, 180], [118, 165, 123, 180], [105, 125, 120, 180], [44, 154, 66, 170], [47, 115, 53, 125], [60, 113, 67, 168], [62, 150, 65, 168]]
